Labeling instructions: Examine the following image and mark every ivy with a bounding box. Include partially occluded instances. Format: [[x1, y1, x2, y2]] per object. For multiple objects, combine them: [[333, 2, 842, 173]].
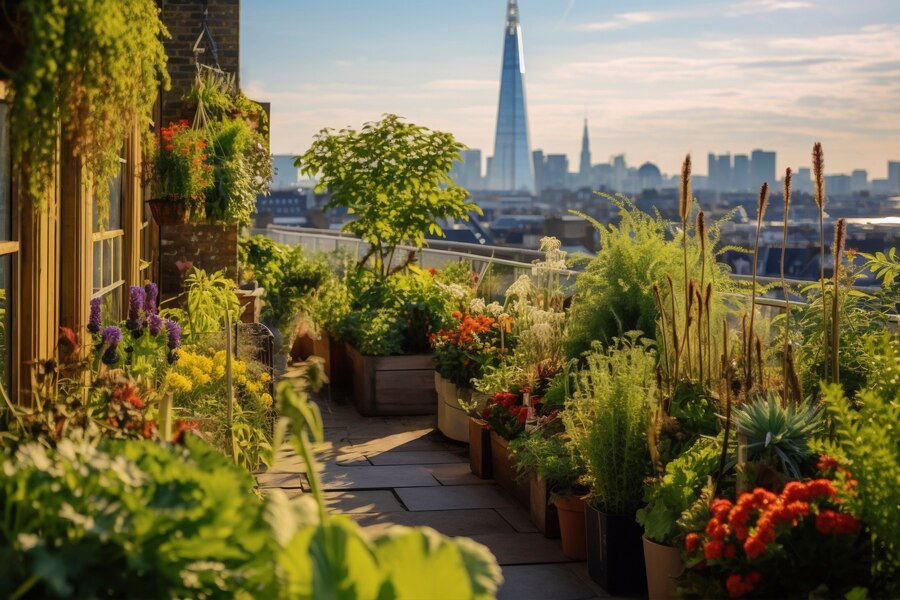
[[6, 0, 169, 207]]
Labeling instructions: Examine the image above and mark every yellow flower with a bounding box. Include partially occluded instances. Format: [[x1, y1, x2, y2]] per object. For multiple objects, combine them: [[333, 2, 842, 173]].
[[260, 393, 273, 408], [165, 371, 193, 393], [260, 372, 271, 383], [244, 381, 262, 395]]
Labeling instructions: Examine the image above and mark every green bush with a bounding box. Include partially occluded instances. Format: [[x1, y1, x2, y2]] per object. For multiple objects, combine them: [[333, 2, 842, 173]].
[[510, 428, 585, 498], [203, 118, 272, 226], [565, 197, 735, 361], [239, 235, 332, 334], [636, 438, 720, 546], [563, 337, 656, 515]]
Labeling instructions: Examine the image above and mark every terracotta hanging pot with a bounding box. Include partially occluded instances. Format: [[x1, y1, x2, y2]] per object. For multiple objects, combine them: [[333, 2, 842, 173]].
[[147, 197, 189, 225]]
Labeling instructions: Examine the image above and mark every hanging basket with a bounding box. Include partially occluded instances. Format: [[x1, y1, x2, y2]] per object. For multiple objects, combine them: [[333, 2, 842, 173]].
[[147, 197, 189, 225]]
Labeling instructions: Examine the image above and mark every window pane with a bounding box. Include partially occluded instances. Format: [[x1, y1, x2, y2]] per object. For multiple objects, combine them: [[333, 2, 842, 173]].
[[92, 152, 125, 232], [0, 255, 11, 394], [103, 238, 113, 288], [0, 102, 10, 241], [93, 240, 102, 293], [113, 236, 122, 284], [101, 287, 122, 322]]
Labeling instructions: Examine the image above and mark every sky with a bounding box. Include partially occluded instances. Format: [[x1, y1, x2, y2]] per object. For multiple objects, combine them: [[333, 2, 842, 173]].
[[241, 0, 900, 179]]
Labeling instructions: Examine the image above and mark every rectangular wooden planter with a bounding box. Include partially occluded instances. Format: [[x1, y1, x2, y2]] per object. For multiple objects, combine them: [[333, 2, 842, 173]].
[[469, 418, 492, 479], [290, 329, 350, 391], [345, 343, 437, 416], [490, 431, 530, 506], [529, 474, 561, 539]]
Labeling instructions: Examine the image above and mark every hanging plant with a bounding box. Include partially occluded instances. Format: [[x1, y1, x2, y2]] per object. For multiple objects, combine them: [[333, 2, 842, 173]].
[[3, 0, 169, 208]]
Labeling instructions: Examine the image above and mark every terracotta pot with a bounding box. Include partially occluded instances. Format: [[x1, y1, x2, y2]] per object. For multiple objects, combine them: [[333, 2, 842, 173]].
[[643, 537, 683, 600], [468, 418, 492, 479], [554, 495, 587, 559], [529, 474, 560, 539], [490, 431, 529, 506], [147, 198, 188, 225], [584, 504, 647, 595]]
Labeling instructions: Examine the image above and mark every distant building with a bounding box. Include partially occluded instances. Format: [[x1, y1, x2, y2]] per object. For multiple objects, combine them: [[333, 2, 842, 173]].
[[532, 150, 545, 192], [637, 162, 662, 191], [750, 150, 776, 189], [851, 169, 868, 193], [544, 154, 568, 190], [889, 161, 900, 192], [271, 154, 299, 190], [487, 0, 535, 193], [254, 189, 308, 227], [795, 167, 813, 194], [578, 119, 592, 189], [450, 149, 483, 190], [826, 174, 852, 195], [733, 154, 750, 191]]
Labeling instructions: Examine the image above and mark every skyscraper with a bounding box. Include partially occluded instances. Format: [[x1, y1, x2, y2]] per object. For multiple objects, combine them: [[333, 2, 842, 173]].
[[750, 150, 776, 189], [579, 119, 592, 189], [487, 0, 534, 194]]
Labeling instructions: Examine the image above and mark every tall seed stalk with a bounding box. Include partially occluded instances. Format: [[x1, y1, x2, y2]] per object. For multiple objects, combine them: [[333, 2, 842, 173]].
[[747, 182, 769, 388], [652, 283, 671, 394], [695, 288, 704, 384], [781, 167, 792, 398], [831, 218, 846, 384], [705, 282, 713, 383], [667, 274, 680, 382], [680, 155, 692, 335], [813, 142, 828, 382]]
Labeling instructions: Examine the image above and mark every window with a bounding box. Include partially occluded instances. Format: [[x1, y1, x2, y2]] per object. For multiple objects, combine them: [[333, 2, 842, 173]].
[[0, 96, 19, 395], [91, 149, 126, 319]]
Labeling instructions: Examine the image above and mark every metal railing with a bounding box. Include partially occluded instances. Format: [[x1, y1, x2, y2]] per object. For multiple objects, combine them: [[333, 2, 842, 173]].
[[250, 225, 894, 320]]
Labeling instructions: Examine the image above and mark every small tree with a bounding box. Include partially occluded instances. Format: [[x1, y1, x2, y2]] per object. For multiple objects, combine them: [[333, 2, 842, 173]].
[[297, 114, 481, 277]]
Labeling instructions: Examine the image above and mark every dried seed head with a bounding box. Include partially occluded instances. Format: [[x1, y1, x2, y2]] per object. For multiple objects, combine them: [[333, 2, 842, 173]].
[[813, 142, 825, 211], [697, 210, 707, 254], [680, 154, 692, 222], [758, 182, 769, 223], [834, 218, 846, 259], [783, 167, 792, 209], [705, 281, 713, 306]]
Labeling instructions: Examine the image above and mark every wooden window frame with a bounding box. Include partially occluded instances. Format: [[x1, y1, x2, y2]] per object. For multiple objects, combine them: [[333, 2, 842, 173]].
[[0, 82, 21, 398]]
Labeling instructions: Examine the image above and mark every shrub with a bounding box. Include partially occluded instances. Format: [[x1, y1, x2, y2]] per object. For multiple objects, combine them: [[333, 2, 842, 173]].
[[637, 438, 720, 546], [814, 383, 900, 594], [510, 426, 585, 498], [203, 117, 272, 225], [563, 336, 656, 515]]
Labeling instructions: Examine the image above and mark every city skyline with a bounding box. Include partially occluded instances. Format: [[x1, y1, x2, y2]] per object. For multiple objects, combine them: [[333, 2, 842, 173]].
[[241, 0, 900, 176]]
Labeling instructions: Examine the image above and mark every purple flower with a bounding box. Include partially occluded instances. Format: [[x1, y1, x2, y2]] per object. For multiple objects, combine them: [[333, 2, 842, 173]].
[[126, 287, 145, 331], [88, 298, 102, 334], [148, 313, 163, 336], [165, 319, 182, 350], [144, 283, 158, 315], [100, 325, 122, 365]]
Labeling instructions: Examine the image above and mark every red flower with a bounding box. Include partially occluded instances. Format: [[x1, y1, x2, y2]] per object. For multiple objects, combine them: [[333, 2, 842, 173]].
[[817, 454, 839, 473], [724, 544, 738, 559], [725, 572, 761, 598], [704, 540, 724, 560], [711, 498, 733, 520], [142, 420, 158, 439], [743, 536, 767, 559], [816, 510, 860, 535], [685, 533, 701, 553], [172, 419, 199, 444]]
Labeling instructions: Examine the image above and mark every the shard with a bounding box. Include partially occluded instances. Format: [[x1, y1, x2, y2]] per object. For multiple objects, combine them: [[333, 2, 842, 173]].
[[487, 0, 535, 194]]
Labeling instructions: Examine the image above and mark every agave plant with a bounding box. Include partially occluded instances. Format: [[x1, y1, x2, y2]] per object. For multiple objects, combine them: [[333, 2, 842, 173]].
[[732, 394, 823, 479]]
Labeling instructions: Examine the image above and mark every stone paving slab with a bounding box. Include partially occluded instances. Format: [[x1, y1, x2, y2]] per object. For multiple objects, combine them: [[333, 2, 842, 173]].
[[495, 506, 540, 533], [396, 485, 515, 511], [498, 564, 598, 599], [351, 508, 516, 537], [469, 532, 571, 565], [423, 463, 496, 486], [324, 490, 405, 514], [257, 471, 305, 489], [316, 465, 440, 490], [368, 450, 468, 465]]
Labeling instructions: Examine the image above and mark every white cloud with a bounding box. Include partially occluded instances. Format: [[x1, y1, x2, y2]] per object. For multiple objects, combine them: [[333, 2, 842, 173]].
[[725, 0, 815, 17], [578, 11, 662, 31]]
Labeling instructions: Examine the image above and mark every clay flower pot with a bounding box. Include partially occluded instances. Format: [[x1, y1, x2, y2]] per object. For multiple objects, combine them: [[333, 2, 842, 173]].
[[554, 495, 587, 559], [642, 536, 683, 600]]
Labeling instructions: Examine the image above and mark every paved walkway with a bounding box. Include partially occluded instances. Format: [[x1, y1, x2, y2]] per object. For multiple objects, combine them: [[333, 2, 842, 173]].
[[257, 369, 607, 599]]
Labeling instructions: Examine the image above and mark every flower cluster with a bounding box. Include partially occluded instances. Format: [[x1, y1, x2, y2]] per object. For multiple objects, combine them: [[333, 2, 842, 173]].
[[685, 479, 862, 598], [480, 391, 547, 440], [164, 348, 271, 404], [430, 311, 511, 387], [153, 121, 212, 202]]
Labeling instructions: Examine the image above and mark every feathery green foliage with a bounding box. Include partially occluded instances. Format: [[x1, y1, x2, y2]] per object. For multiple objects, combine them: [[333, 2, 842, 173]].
[[563, 336, 656, 515]]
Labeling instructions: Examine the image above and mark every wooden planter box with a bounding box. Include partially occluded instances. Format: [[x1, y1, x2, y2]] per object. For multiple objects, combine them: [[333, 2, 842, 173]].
[[490, 431, 530, 506], [291, 329, 350, 390], [469, 417, 492, 479], [529, 474, 561, 539], [345, 343, 436, 416]]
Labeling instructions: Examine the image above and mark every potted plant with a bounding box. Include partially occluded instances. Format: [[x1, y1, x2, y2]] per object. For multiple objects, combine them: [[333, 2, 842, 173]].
[[431, 306, 511, 441], [296, 115, 480, 416], [564, 337, 655, 595], [510, 424, 588, 553], [637, 438, 720, 599], [148, 120, 212, 225]]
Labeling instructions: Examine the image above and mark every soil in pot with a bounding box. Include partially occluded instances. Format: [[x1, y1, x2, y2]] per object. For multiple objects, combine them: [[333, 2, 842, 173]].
[[584, 504, 647, 595], [554, 495, 587, 560], [643, 536, 683, 600]]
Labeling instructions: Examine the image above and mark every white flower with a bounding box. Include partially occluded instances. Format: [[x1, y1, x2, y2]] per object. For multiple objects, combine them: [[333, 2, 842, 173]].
[[506, 275, 532, 299], [470, 298, 486, 313], [540, 236, 561, 253], [485, 302, 504, 317]]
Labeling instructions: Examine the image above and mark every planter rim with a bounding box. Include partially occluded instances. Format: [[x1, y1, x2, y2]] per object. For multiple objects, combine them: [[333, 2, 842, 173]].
[[554, 495, 586, 511], [642, 535, 676, 550], [344, 341, 432, 359]]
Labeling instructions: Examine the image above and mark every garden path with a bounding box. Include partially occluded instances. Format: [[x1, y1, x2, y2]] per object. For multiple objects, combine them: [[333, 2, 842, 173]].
[[257, 365, 611, 600]]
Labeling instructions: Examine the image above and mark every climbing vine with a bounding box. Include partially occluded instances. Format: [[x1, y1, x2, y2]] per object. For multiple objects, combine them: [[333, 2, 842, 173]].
[[4, 0, 169, 206]]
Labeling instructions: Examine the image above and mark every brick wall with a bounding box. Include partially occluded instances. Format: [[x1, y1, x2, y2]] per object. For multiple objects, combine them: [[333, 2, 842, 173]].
[[159, 0, 240, 128], [158, 224, 239, 303]]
